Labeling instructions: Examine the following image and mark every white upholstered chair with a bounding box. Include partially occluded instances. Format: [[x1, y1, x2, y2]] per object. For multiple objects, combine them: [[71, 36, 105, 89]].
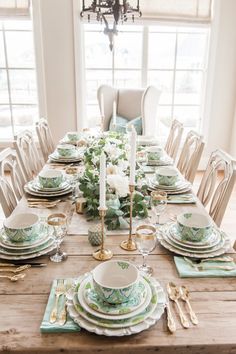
[[97, 85, 161, 135], [165, 119, 184, 161], [36, 118, 55, 162], [197, 149, 236, 227], [14, 130, 44, 181], [177, 130, 205, 183], [0, 148, 27, 217]]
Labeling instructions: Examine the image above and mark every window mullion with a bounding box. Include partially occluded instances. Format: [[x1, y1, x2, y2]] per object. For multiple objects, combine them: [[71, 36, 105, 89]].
[[2, 24, 15, 138], [171, 31, 178, 121], [141, 26, 148, 87]]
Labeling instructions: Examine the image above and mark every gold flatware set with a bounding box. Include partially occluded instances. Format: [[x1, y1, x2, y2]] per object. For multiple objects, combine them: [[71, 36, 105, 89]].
[[50, 280, 72, 326], [166, 282, 198, 332], [27, 198, 61, 209], [0, 263, 46, 281], [184, 256, 236, 271]]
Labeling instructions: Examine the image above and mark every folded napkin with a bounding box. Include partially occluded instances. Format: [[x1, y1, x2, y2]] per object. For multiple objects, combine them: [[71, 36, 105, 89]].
[[167, 194, 196, 204], [174, 256, 236, 278], [40, 278, 80, 333]]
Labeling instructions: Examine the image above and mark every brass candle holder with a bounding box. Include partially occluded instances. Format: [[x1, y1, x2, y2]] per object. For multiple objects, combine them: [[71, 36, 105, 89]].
[[93, 208, 113, 261], [120, 184, 137, 251]]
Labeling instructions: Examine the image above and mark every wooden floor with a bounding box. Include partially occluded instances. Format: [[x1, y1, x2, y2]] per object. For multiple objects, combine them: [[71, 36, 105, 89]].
[[0, 172, 235, 244]]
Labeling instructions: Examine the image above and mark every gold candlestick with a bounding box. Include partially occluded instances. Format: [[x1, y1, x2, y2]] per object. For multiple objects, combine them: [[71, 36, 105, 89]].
[[120, 184, 137, 251], [93, 208, 113, 261]]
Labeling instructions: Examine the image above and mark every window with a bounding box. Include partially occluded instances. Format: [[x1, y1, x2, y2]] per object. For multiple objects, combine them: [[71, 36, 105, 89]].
[[0, 19, 39, 140], [84, 23, 209, 138]]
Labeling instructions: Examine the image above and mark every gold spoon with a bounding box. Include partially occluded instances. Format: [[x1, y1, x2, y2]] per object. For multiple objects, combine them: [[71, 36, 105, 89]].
[[179, 285, 198, 325], [0, 265, 31, 273], [167, 282, 190, 328], [0, 273, 26, 281]]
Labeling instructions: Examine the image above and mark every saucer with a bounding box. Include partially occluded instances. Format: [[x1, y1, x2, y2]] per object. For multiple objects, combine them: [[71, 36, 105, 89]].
[[83, 277, 149, 317]]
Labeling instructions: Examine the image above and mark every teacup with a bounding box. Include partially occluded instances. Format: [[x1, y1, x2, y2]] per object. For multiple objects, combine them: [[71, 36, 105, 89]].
[[67, 132, 80, 142], [57, 144, 76, 157], [38, 169, 63, 188], [92, 260, 139, 304], [147, 146, 163, 161], [4, 213, 39, 242], [155, 167, 179, 186], [177, 212, 212, 242]]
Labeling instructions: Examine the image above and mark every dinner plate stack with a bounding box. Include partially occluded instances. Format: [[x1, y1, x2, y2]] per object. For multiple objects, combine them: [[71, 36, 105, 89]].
[[157, 222, 231, 259], [147, 153, 173, 167], [0, 223, 55, 260], [49, 149, 83, 163], [148, 176, 192, 195], [24, 179, 72, 197], [66, 272, 166, 336]]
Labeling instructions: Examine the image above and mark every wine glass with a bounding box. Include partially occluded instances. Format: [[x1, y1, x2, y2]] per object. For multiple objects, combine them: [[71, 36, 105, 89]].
[[137, 150, 148, 170], [65, 166, 79, 202], [47, 213, 68, 262], [135, 224, 156, 276], [151, 190, 167, 225]]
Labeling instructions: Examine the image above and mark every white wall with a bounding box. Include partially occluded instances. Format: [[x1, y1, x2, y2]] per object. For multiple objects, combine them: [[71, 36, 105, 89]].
[[36, 0, 236, 159], [203, 0, 236, 163], [38, 0, 77, 142]]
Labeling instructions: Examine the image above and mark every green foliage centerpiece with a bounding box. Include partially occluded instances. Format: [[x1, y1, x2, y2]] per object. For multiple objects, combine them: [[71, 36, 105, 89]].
[[79, 132, 148, 230]]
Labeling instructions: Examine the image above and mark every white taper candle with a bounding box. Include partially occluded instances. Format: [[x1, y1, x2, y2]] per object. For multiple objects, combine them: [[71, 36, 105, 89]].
[[99, 152, 106, 209], [129, 127, 137, 185]]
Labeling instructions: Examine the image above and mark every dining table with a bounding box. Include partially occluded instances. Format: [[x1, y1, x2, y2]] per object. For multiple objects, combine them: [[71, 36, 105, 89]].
[[0, 138, 236, 354]]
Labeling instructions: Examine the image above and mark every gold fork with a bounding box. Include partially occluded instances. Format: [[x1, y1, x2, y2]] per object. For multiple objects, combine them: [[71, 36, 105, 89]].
[[49, 280, 66, 324], [0, 273, 26, 281], [57, 280, 73, 326]]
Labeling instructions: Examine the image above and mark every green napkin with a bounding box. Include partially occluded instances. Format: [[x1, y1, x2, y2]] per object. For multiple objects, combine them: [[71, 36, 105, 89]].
[[167, 194, 196, 204], [40, 278, 80, 333], [174, 256, 236, 278]]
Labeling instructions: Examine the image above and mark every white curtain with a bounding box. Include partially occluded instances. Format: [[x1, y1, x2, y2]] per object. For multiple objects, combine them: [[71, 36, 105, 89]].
[[0, 0, 30, 17]]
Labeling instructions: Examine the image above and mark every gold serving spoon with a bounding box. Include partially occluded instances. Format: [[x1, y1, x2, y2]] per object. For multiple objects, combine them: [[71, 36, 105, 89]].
[[167, 282, 190, 329], [179, 285, 198, 325], [0, 273, 26, 281]]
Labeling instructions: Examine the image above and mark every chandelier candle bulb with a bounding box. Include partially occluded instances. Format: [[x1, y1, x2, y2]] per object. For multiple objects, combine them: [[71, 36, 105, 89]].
[[99, 152, 106, 209], [129, 128, 137, 185]]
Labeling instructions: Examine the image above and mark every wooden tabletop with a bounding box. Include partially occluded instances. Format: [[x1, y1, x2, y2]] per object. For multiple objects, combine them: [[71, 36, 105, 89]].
[[1, 181, 236, 353]]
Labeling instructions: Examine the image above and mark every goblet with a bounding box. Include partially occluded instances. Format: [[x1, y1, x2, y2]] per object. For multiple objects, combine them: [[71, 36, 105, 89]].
[[137, 150, 148, 170], [135, 224, 156, 276], [65, 166, 79, 202], [150, 190, 167, 225], [47, 213, 67, 263]]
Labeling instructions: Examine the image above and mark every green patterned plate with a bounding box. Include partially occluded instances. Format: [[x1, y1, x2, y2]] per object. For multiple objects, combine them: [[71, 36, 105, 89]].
[[70, 274, 159, 328], [0, 223, 50, 250], [82, 276, 150, 317]]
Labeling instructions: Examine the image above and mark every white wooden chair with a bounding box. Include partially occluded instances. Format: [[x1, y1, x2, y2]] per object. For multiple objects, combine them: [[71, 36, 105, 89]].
[[36, 118, 55, 162], [165, 119, 184, 161], [197, 149, 236, 227], [0, 148, 27, 217], [97, 85, 161, 135], [14, 130, 44, 181], [177, 130, 205, 183]]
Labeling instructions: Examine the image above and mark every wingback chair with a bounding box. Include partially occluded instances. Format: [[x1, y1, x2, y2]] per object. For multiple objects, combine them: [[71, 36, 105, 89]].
[[97, 85, 161, 135]]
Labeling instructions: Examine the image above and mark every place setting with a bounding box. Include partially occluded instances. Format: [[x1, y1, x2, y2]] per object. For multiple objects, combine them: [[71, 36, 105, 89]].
[[146, 146, 173, 167], [147, 166, 193, 196], [41, 260, 166, 336], [24, 169, 73, 198], [49, 143, 84, 164]]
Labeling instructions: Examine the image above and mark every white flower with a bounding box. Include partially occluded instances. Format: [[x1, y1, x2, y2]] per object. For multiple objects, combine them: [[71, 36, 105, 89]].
[[117, 159, 129, 174], [106, 164, 118, 175], [91, 154, 100, 166], [107, 174, 129, 198], [104, 143, 122, 161]]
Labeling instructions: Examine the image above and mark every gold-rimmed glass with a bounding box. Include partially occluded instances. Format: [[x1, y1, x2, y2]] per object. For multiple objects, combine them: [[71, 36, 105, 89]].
[[150, 190, 167, 225], [135, 224, 156, 276], [65, 166, 79, 202], [47, 213, 67, 263]]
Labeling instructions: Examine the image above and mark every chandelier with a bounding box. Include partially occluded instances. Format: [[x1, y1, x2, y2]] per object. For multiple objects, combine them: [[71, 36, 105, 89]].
[[80, 0, 142, 50]]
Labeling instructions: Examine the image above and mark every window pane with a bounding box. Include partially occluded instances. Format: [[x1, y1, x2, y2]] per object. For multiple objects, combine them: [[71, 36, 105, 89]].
[[173, 105, 200, 130], [86, 105, 101, 128], [0, 69, 9, 103], [114, 70, 141, 88], [147, 70, 173, 104], [4, 20, 32, 30], [174, 71, 203, 105], [157, 106, 172, 137], [115, 32, 142, 69], [176, 33, 207, 69], [84, 31, 112, 69], [9, 69, 38, 104], [6, 31, 35, 68], [149, 33, 176, 69], [86, 70, 112, 104], [13, 105, 38, 134], [0, 32, 5, 66], [0, 105, 12, 139]]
